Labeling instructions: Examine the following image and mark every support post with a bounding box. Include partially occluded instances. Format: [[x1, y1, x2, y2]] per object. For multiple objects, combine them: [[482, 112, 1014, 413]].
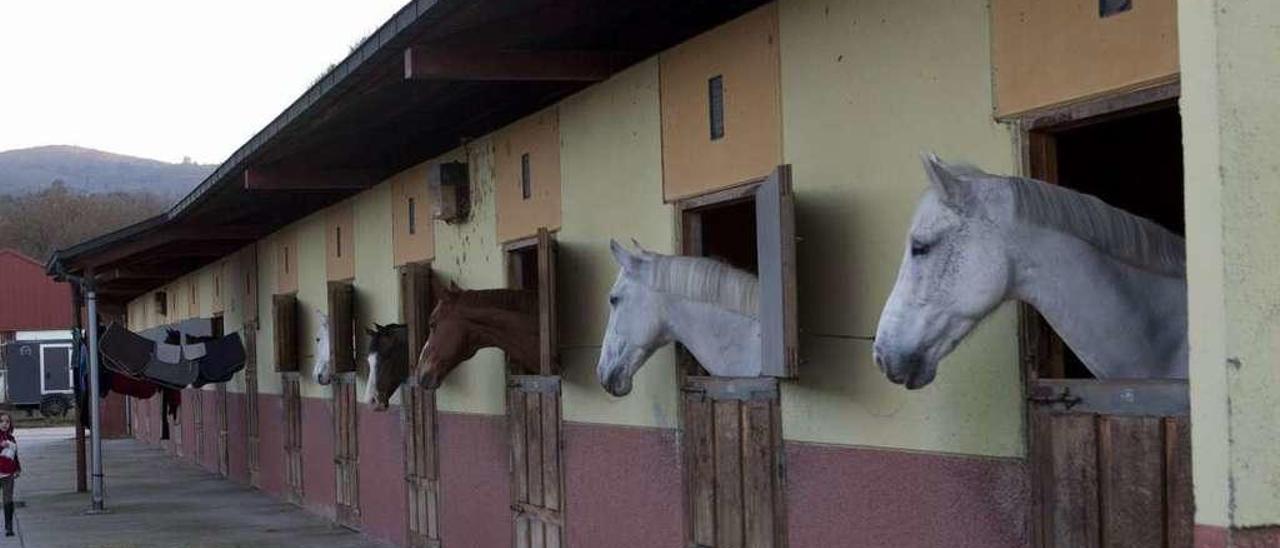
[[71, 284, 87, 493], [84, 276, 106, 512]]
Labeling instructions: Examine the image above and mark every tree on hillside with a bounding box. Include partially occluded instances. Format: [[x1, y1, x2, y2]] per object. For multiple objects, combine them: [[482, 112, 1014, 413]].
[[0, 181, 167, 262]]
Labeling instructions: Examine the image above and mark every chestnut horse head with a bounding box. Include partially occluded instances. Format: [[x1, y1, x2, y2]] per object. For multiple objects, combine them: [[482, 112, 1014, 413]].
[[415, 279, 540, 389]]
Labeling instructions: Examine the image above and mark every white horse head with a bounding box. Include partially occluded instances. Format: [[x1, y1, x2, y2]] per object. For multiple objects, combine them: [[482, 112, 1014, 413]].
[[313, 309, 333, 385], [598, 240, 761, 396], [874, 153, 1187, 388]]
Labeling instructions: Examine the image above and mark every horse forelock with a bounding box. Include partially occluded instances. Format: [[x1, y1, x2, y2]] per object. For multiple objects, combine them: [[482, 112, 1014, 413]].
[[631, 253, 759, 318]]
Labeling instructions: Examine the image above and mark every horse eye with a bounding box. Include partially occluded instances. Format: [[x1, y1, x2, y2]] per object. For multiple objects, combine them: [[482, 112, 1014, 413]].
[[609, 295, 620, 306], [910, 240, 931, 257]]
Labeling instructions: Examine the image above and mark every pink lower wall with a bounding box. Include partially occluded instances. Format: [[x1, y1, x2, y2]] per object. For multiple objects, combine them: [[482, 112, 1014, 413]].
[[128, 393, 1034, 548], [437, 412, 511, 547]]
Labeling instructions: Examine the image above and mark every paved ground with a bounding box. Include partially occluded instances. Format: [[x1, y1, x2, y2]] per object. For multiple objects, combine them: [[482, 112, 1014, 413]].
[[8, 427, 385, 548]]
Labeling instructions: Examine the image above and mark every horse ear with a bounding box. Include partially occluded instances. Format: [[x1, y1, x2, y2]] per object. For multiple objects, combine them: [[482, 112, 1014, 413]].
[[922, 152, 975, 214], [610, 239, 641, 272]]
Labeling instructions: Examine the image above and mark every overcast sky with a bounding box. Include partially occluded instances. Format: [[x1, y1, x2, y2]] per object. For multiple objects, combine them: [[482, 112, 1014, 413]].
[[0, 0, 408, 164]]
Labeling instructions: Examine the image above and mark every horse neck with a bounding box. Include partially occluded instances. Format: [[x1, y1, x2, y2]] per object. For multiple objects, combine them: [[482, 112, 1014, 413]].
[[458, 306, 541, 374], [1011, 224, 1188, 378], [664, 297, 762, 377]]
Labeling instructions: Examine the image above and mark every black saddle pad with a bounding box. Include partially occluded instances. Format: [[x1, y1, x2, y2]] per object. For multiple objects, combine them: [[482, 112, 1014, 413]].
[[193, 332, 247, 387], [99, 323, 155, 377], [142, 342, 198, 390]]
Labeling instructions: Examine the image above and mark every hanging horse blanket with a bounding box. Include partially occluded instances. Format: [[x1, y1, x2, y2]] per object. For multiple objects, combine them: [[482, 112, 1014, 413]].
[[143, 342, 199, 390], [192, 333, 247, 388], [99, 323, 155, 378]]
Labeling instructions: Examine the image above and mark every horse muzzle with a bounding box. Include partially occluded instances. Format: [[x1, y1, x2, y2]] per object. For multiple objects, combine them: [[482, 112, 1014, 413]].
[[873, 345, 936, 390], [601, 367, 632, 397]]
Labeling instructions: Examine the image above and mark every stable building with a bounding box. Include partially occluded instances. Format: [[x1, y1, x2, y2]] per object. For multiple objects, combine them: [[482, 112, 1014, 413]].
[[46, 1, 1280, 547]]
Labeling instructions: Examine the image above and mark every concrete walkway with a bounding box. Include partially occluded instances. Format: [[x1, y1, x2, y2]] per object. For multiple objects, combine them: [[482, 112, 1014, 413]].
[[8, 427, 384, 548]]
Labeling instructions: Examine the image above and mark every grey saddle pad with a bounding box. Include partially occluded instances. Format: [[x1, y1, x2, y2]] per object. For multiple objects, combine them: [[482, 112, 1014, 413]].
[[99, 323, 155, 378], [143, 342, 199, 390], [193, 333, 247, 388]]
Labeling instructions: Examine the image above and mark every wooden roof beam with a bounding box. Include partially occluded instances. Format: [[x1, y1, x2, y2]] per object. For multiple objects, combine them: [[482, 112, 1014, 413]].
[[243, 166, 381, 191], [95, 267, 189, 283], [404, 47, 627, 82]]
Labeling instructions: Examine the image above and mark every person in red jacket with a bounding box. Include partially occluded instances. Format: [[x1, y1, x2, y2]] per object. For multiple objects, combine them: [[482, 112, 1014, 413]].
[[0, 412, 19, 537]]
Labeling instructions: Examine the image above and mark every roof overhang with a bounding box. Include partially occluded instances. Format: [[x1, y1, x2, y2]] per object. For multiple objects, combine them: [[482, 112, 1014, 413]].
[[48, 0, 770, 301]]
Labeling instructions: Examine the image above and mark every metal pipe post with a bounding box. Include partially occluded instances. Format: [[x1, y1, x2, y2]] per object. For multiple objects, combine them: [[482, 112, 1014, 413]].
[[85, 285, 105, 511]]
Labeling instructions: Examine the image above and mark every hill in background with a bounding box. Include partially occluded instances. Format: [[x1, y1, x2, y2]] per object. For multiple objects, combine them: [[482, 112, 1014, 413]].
[[0, 145, 214, 199]]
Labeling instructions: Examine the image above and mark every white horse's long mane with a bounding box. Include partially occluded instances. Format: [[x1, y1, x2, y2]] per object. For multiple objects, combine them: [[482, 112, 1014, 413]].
[[633, 253, 759, 318], [1007, 176, 1186, 277], [944, 160, 1186, 278]]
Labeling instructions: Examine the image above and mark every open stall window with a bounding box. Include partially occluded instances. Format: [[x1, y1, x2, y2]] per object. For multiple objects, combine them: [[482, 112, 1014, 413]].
[[1020, 86, 1191, 547], [503, 227, 564, 546]]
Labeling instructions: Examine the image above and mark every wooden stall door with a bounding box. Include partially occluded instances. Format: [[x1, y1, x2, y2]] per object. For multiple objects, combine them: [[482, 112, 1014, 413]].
[[1028, 376, 1192, 548], [682, 377, 787, 548], [283, 374, 304, 504], [404, 386, 441, 547], [401, 262, 442, 547], [191, 389, 204, 463], [508, 375, 564, 548], [334, 375, 360, 528], [217, 383, 229, 477], [244, 328, 262, 487]]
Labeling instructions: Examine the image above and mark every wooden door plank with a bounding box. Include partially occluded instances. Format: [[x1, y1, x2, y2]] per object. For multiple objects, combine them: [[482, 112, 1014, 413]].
[[685, 393, 716, 547], [714, 399, 744, 548], [542, 392, 561, 511], [1165, 417, 1193, 548], [510, 388, 528, 504], [1099, 415, 1164, 547], [526, 393, 545, 507], [1048, 413, 1100, 548], [743, 399, 776, 548]]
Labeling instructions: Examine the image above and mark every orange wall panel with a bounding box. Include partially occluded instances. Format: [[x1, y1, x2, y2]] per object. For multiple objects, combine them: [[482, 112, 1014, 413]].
[[325, 202, 356, 281], [660, 3, 782, 201], [391, 164, 435, 266], [494, 108, 562, 243], [992, 0, 1178, 117]]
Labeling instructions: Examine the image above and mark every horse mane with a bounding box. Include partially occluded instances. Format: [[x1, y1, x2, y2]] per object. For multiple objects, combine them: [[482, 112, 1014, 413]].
[[635, 253, 759, 318], [1004, 177, 1186, 277], [450, 289, 537, 314]]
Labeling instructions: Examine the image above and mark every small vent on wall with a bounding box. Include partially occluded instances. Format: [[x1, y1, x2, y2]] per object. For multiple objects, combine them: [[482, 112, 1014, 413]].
[[336, 226, 342, 258], [1100, 0, 1132, 17], [408, 197, 417, 235], [520, 153, 532, 200], [708, 75, 725, 140]]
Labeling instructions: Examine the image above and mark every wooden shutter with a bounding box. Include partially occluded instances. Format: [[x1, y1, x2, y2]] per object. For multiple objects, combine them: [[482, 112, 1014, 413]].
[[755, 166, 798, 378], [244, 329, 261, 488], [508, 375, 565, 548], [401, 262, 441, 547], [334, 377, 360, 527], [536, 228, 558, 375], [273, 294, 299, 372], [682, 377, 787, 548], [283, 374, 304, 504], [328, 282, 356, 373]]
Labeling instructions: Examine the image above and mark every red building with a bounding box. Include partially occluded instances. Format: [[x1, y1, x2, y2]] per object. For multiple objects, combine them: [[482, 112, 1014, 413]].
[[0, 249, 72, 338]]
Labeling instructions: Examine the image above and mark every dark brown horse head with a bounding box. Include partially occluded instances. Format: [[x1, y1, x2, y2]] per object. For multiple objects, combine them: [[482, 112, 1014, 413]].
[[415, 279, 539, 389], [365, 323, 408, 411]]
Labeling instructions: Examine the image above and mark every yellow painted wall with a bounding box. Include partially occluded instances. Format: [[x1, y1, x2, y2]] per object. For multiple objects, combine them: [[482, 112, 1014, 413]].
[[1179, 0, 1280, 528], [778, 0, 1022, 457], [429, 144, 510, 416], [120, 0, 1029, 459], [557, 59, 680, 429]]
